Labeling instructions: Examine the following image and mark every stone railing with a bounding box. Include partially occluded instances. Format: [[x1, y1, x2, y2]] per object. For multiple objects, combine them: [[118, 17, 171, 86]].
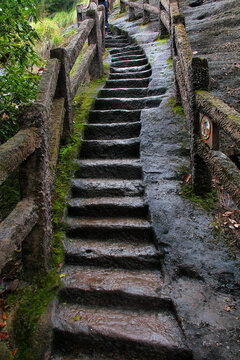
[[119, 0, 240, 206], [0, 3, 105, 276]]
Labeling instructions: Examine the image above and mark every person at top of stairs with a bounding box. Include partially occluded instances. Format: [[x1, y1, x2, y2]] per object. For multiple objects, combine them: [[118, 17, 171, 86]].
[[85, 0, 110, 33]]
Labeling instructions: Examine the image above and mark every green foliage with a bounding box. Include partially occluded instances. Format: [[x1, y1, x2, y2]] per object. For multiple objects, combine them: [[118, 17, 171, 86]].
[[43, 0, 77, 14], [7, 271, 60, 360], [0, 0, 40, 144]]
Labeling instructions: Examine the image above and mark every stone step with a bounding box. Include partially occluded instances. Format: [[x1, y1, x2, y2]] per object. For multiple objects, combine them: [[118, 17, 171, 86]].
[[98, 87, 167, 98], [59, 266, 168, 309], [106, 41, 130, 48], [109, 45, 141, 55], [111, 58, 148, 68], [64, 239, 163, 270], [84, 122, 141, 140], [74, 159, 142, 179], [88, 109, 141, 123], [111, 53, 146, 62], [112, 49, 144, 57], [80, 138, 140, 159], [67, 197, 148, 218], [70, 179, 144, 198], [110, 63, 151, 73], [94, 96, 162, 110], [109, 69, 152, 79], [105, 78, 150, 88], [66, 217, 153, 241], [53, 304, 193, 360], [51, 354, 116, 360]]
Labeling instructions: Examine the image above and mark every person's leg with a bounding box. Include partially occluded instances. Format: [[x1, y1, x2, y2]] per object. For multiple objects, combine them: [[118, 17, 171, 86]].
[[105, 0, 109, 33]]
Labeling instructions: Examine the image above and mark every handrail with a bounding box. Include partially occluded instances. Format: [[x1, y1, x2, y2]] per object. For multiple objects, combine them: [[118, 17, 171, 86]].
[[119, 0, 240, 204], [0, 2, 105, 276]]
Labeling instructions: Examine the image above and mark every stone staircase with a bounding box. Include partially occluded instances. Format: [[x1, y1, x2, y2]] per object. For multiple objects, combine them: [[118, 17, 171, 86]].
[[51, 34, 193, 360]]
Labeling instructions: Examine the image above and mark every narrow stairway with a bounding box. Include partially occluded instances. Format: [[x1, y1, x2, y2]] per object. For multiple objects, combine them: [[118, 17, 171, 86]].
[[51, 34, 193, 360]]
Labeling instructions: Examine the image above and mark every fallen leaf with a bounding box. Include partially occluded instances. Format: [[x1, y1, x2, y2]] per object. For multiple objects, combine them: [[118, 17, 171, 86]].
[[234, 224, 240, 228], [12, 348, 18, 357], [2, 312, 6, 321], [225, 305, 231, 312], [73, 315, 82, 321], [60, 273, 66, 278], [223, 211, 233, 217], [0, 321, 6, 327], [97, 317, 102, 321], [183, 173, 191, 183], [229, 225, 235, 230], [236, 317, 239, 320]]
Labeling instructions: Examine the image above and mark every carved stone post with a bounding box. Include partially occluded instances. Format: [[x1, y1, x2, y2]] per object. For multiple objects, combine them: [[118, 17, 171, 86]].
[[129, 2, 135, 21], [98, 4, 105, 52], [18, 103, 52, 277], [143, 0, 150, 25], [158, 0, 168, 38], [120, 0, 126, 13], [50, 48, 73, 142], [87, 5, 103, 79], [189, 57, 212, 193]]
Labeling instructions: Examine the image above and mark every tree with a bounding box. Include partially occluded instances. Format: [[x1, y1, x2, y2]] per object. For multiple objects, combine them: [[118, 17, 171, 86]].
[[0, 0, 40, 143]]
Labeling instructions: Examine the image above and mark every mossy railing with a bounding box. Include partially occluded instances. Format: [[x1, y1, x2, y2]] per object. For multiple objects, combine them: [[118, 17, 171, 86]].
[[0, 2, 105, 277], [119, 0, 240, 206]]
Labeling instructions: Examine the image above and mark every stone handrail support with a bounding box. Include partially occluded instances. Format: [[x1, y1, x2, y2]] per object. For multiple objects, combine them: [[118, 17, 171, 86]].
[[120, 0, 240, 204], [0, 3, 105, 276]]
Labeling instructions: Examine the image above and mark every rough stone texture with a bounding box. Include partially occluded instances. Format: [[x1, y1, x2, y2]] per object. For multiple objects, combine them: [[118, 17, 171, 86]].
[[0, 127, 40, 185], [178, 0, 240, 113], [19, 102, 52, 275], [0, 198, 38, 274], [49, 98, 65, 183], [71, 44, 96, 99], [50, 47, 73, 140], [36, 58, 60, 113], [66, 18, 94, 69], [109, 8, 240, 360]]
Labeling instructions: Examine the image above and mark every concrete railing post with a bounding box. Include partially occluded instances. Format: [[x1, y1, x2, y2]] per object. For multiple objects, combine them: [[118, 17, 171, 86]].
[[189, 57, 212, 193], [87, 5, 103, 79], [158, 0, 168, 38], [98, 4, 106, 52], [76, 4, 86, 26], [143, 0, 150, 25], [18, 103, 52, 277], [120, 0, 126, 13], [50, 48, 73, 142], [129, 1, 135, 21]]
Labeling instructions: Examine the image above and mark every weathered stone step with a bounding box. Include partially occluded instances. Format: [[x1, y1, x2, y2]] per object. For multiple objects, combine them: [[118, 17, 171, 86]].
[[59, 266, 169, 309], [106, 41, 130, 48], [80, 138, 140, 159], [66, 217, 152, 241], [64, 239, 162, 270], [111, 58, 148, 68], [74, 159, 142, 179], [109, 69, 152, 79], [109, 45, 141, 55], [70, 179, 144, 198], [85, 122, 141, 140], [94, 96, 162, 110], [51, 354, 115, 360], [112, 49, 144, 58], [88, 109, 141, 123], [67, 197, 148, 218], [53, 304, 192, 360], [99, 87, 167, 98], [111, 53, 146, 62], [105, 78, 150, 89], [111, 63, 151, 73]]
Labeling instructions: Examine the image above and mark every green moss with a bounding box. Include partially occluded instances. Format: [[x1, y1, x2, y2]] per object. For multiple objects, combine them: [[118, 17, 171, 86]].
[[7, 271, 60, 360], [155, 34, 169, 44], [169, 97, 184, 116], [180, 183, 218, 213], [167, 56, 173, 69], [140, 22, 151, 27]]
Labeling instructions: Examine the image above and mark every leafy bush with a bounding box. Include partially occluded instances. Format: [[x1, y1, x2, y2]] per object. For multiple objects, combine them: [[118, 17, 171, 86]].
[[43, 0, 77, 14], [0, 0, 40, 144]]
